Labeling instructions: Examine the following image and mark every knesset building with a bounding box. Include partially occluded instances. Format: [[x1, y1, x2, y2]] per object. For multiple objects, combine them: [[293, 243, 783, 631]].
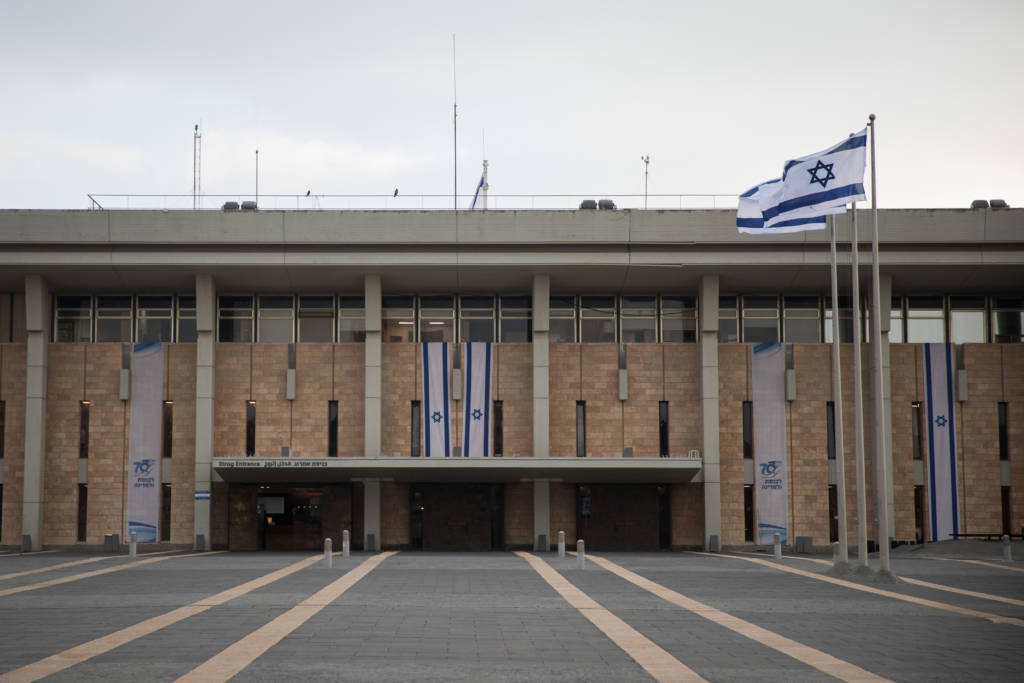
[[0, 206, 1021, 552]]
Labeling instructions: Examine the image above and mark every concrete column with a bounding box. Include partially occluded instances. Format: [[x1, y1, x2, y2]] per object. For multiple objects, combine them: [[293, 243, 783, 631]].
[[533, 479, 550, 550], [364, 275, 382, 458], [532, 275, 550, 459], [22, 275, 50, 551], [363, 478, 381, 550], [699, 274, 722, 551], [193, 273, 216, 551], [871, 272, 896, 540]]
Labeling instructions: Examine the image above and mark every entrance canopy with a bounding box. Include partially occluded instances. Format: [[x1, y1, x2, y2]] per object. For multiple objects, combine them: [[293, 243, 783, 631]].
[[213, 456, 702, 484]]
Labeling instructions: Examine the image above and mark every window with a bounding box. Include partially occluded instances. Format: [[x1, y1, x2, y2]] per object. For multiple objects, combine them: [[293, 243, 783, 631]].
[[383, 295, 415, 343], [1003, 487, 1013, 536], [661, 296, 697, 342], [298, 295, 335, 342], [177, 295, 197, 342], [549, 296, 576, 342], [411, 400, 421, 457], [137, 295, 173, 343], [258, 295, 294, 343], [826, 401, 836, 460], [742, 295, 779, 344], [338, 296, 366, 342], [619, 296, 656, 343], [659, 401, 669, 457], [912, 402, 923, 461], [219, 295, 254, 342], [576, 401, 586, 457], [999, 402, 1008, 461], [744, 485, 754, 542], [888, 296, 904, 343], [77, 484, 88, 542], [906, 296, 944, 343], [950, 296, 986, 343], [824, 296, 855, 343], [460, 296, 495, 342], [496, 295, 531, 342], [742, 401, 752, 459], [992, 297, 1023, 343], [580, 296, 615, 343], [828, 485, 838, 543], [55, 295, 92, 342], [784, 296, 820, 342], [163, 401, 173, 459], [328, 400, 339, 457], [0, 400, 4, 458], [160, 484, 172, 542], [718, 296, 738, 342], [79, 401, 90, 459], [95, 295, 132, 342], [245, 401, 256, 456], [493, 400, 504, 456], [420, 295, 454, 342]]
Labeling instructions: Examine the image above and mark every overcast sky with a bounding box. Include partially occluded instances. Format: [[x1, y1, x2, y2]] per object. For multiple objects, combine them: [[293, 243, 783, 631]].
[[1, 0, 1021, 210]]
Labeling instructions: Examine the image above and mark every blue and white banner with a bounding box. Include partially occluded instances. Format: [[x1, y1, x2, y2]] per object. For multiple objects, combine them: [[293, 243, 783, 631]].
[[422, 342, 452, 458], [753, 342, 788, 545], [462, 342, 493, 457], [127, 342, 164, 542], [737, 177, 834, 234], [470, 174, 486, 209], [923, 343, 960, 541]]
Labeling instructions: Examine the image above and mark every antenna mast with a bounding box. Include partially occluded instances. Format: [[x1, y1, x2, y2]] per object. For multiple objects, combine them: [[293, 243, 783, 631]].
[[193, 124, 202, 209], [452, 34, 457, 211]]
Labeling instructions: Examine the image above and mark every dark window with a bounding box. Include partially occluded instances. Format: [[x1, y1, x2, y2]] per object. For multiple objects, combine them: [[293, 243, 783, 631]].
[[79, 401, 90, 459], [298, 295, 335, 342], [77, 484, 88, 542], [245, 401, 256, 457], [219, 295, 254, 343], [659, 401, 669, 457], [912, 402, 923, 461], [137, 295, 173, 343], [499, 296, 532, 342], [826, 401, 836, 460], [576, 401, 586, 457], [0, 400, 4, 459], [718, 295, 738, 343], [162, 401, 173, 459], [999, 402, 1009, 461], [411, 400, 421, 457], [1003, 487, 1013, 536], [96, 295, 132, 342], [549, 295, 576, 342], [177, 295, 197, 343], [160, 483, 172, 542], [828, 485, 838, 543], [742, 401, 753, 459], [328, 400, 339, 457], [743, 485, 754, 542], [493, 401, 504, 456]]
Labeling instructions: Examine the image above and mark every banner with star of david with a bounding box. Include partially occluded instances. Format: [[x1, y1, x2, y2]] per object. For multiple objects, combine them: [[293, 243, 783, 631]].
[[752, 342, 788, 545], [923, 343, 960, 541], [421, 342, 452, 458], [127, 342, 164, 542], [461, 342, 493, 457]]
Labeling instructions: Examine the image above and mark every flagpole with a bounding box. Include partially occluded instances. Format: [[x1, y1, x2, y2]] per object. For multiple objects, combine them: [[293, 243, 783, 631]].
[[828, 215, 849, 567], [868, 113, 893, 576], [851, 199, 869, 571]]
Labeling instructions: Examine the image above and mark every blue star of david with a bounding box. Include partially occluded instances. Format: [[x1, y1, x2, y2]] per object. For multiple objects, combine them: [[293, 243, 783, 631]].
[[807, 159, 836, 188], [431, 411, 442, 424], [934, 415, 947, 428], [471, 408, 483, 421]]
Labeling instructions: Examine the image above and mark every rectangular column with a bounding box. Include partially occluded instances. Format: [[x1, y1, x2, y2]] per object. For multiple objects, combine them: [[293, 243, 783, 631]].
[[22, 274, 49, 551], [699, 274, 722, 551], [532, 275, 550, 459], [533, 479, 550, 550], [193, 273, 215, 550], [363, 478, 381, 550], [364, 275, 382, 458]]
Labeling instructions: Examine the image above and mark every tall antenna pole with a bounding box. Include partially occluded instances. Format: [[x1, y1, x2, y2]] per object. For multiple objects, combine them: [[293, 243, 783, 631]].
[[452, 34, 458, 211], [255, 149, 259, 208], [193, 124, 202, 209], [642, 155, 650, 209], [482, 159, 489, 210]]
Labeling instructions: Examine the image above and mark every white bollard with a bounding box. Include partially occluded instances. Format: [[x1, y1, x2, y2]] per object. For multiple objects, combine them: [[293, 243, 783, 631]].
[[558, 531, 566, 558], [1003, 534, 1012, 561], [129, 532, 137, 558], [577, 539, 586, 569], [773, 533, 782, 561], [324, 538, 333, 568], [342, 529, 350, 558], [831, 541, 840, 567]]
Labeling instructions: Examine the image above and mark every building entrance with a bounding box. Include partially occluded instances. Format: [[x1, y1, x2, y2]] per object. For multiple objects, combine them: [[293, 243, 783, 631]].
[[228, 483, 358, 551], [410, 483, 504, 551], [576, 483, 668, 551]]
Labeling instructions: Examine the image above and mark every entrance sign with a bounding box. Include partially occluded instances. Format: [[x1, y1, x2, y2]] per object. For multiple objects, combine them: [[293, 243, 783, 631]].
[[127, 342, 164, 542], [462, 342, 493, 457], [422, 342, 452, 457], [923, 343, 959, 540], [753, 343, 788, 545]]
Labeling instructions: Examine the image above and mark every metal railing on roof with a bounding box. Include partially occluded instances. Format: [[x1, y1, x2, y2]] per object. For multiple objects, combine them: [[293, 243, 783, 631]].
[[86, 193, 739, 211]]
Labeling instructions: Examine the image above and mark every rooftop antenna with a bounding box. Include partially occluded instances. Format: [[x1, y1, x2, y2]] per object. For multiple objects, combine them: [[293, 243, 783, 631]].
[[481, 159, 489, 210], [642, 155, 650, 209], [193, 123, 202, 209], [255, 149, 259, 208]]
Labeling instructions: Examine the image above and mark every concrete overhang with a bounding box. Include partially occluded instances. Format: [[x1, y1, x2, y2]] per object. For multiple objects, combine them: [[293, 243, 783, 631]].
[[212, 456, 702, 484]]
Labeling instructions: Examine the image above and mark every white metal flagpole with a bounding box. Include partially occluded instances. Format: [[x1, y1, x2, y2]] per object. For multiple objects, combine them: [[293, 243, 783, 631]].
[[851, 198, 869, 571], [828, 215, 849, 566]]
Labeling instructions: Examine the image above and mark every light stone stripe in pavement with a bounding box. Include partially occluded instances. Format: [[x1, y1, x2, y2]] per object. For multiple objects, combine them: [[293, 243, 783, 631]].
[[0, 553, 324, 683], [944, 558, 1024, 574], [175, 551, 398, 683], [699, 552, 1024, 627], [0, 551, 60, 558], [0, 551, 225, 598], [585, 553, 889, 683], [515, 551, 704, 683], [0, 549, 183, 581]]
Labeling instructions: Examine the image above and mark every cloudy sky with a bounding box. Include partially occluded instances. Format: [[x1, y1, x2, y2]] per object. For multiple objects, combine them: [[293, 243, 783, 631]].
[[1, 0, 1021, 210]]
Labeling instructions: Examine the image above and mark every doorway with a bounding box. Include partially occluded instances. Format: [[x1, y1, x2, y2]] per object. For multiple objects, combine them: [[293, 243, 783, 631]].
[[409, 483, 504, 551]]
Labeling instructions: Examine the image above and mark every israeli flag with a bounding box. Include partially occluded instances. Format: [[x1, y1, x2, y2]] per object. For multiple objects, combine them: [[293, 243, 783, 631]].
[[422, 342, 452, 457], [737, 178, 833, 234], [923, 343, 960, 540], [470, 174, 485, 209], [462, 342, 493, 457]]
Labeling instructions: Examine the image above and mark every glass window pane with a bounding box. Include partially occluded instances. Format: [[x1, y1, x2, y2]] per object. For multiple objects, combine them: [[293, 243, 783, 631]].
[[907, 318, 944, 343], [57, 319, 91, 343], [621, 318, 656, 343], [743, 318, 778, 344], [500, 295, 531, 309], [951, 310, 985, 343], [339, 295, 366, 309], [96, 318, 131, 342], [785, 318, 820, 343], [219, 318, 253, 343], [219, 295, 253, 309], [420, 319, 453, 342], [383, 318, 414, 343], [992, 311, 1023, 343], [550, 318, 575, 343], [500, 318, 531, 342], [580, 318, 615, 343], [339, 318, 367, 342], [299, 317, 334, 342], [299, 295, 333, 310], [177, 319, 197, 343], [662, 318, 696, 343], [138, 318, 172, 343], [718, 319, 738, 343], [461, 317, 494, 342]]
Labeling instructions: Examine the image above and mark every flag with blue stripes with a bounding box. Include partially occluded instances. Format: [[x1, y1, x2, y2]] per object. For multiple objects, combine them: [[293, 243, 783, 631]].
[[470, 174, 485, 209], [737, 178, 834, 234], [923, 343, 960, 540], [422, 342, 452, 457], [462, 342, 493, 457]]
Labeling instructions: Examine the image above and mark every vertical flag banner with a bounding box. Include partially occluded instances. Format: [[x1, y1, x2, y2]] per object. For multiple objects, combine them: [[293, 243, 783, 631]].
[[923, 343, 960, 540], [127, 342, 164, 542], [753, 342, 788, 545], [462, 342, 493, 457], [422, 342, 452, 458]]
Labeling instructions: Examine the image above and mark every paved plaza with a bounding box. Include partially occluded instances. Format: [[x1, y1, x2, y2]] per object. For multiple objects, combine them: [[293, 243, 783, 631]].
[[0, 542, 1022, 682]]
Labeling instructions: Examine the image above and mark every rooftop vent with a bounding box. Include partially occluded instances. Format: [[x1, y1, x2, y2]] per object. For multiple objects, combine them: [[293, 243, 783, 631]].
[[970, 199, 989, 209], [598, 198, 617, 210], [990, 199, 1010, 209], [240, 201, 258, 211], [222, 201, 240, 211], [579, 199, 597, 210]]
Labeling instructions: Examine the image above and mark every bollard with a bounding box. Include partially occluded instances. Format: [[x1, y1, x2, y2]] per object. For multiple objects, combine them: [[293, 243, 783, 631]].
[[342, 529, 350, 558], [773, 533, 781, 561], [577, 539, 586, 569], [129, 532, 138, 558], [558, 531, 566, 558], [1003, 534, 1012, 562], [324, 538, 333, 568], [831, 541, 840, 567]]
